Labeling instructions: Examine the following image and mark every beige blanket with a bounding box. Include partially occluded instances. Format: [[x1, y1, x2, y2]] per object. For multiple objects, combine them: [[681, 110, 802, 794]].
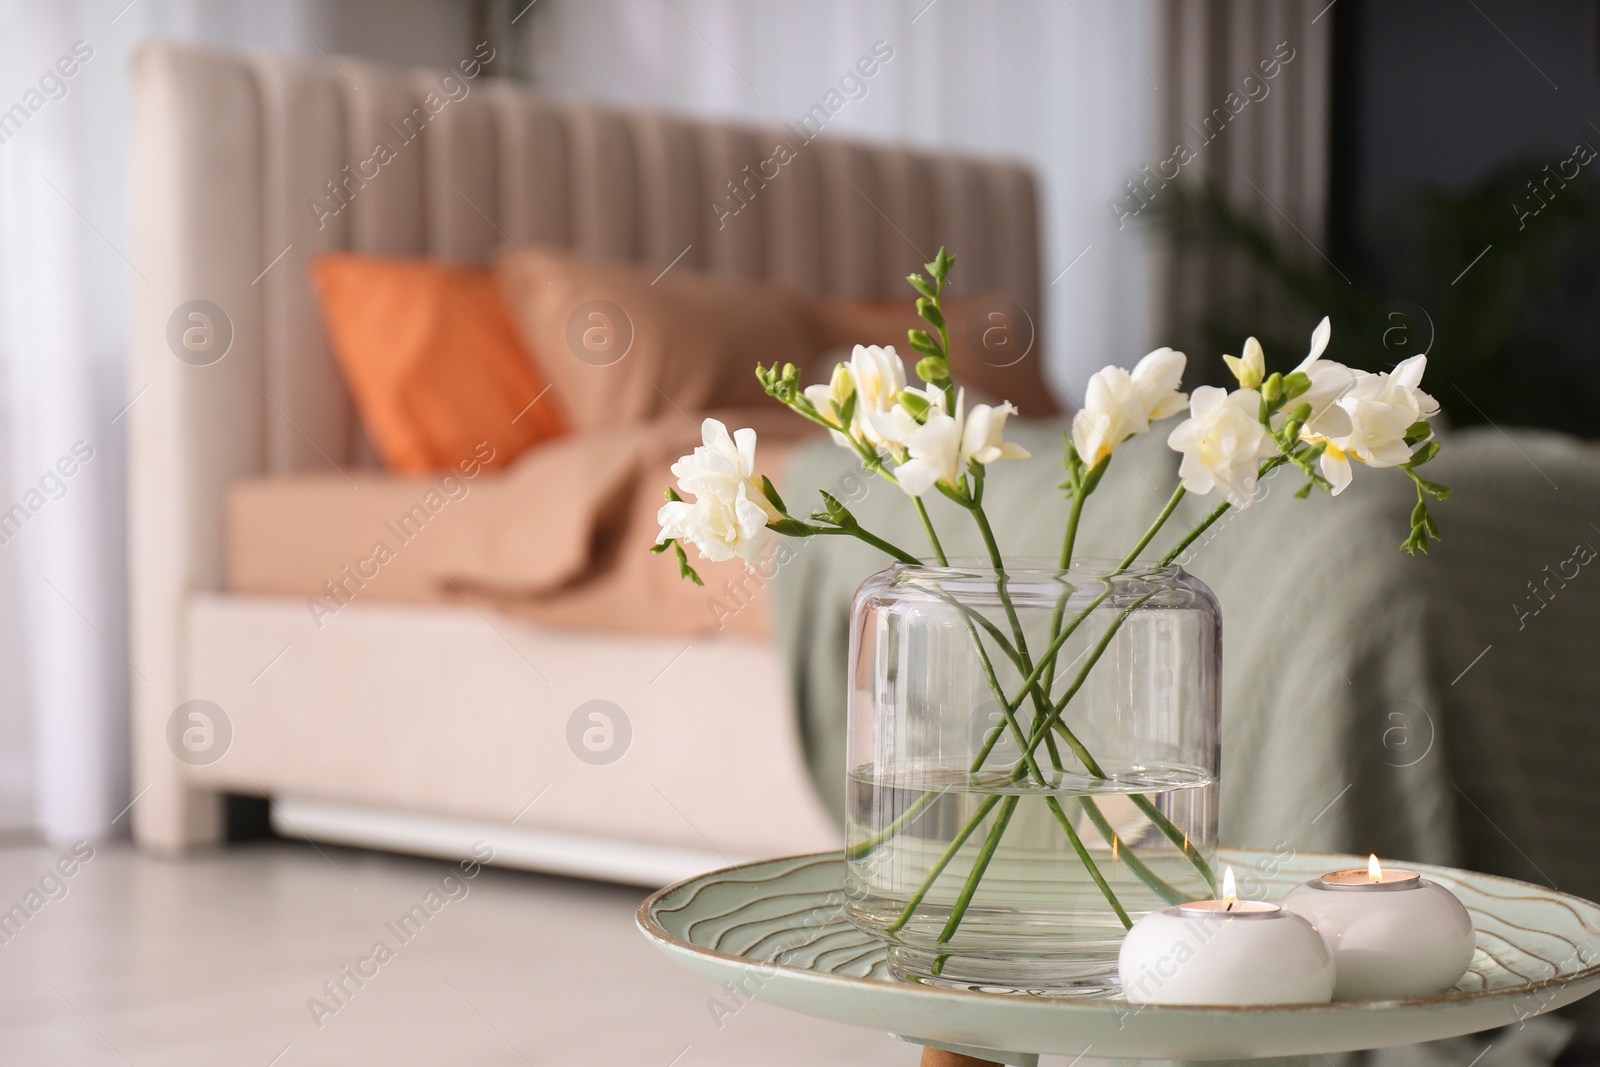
[[227, 408, 813, 637]]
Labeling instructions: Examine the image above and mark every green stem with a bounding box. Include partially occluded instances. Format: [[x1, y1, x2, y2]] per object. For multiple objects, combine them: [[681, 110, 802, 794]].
[[1130, 792, 1217, 894], [936, 795, 1020, 943], [962, 588, 1112, 775], [969, 480, 1029, 658], [806, 523, 919, 565], [1156, 456, 1286, 567], [846, 789, 940, 861], [940, 473, 1134, 939], [1038, 604, 1220, 895], [912, 497, 948, 566], [1157, 500, 1230, 567], [1059, 488, 1085, 571], [1076, 796, 1200, 905], [1021, 593, 1158, 765], [1118, 485, 1186, 570], [961, 614, 1049, 787], [1038, 488, 1085, 706], [967, 479, 1075, 795], [885, 794, 1002, 934], [1046, 797, 1132, 928]]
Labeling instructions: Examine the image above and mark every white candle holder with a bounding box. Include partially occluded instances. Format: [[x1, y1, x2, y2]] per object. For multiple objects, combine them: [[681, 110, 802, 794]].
[[1280, 856, 1475, 1000], [1118, 868, 1335, 1005]]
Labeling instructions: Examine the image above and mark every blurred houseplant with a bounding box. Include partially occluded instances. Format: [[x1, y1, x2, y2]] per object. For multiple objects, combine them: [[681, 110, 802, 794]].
[[1146, 156, 1600, 437]]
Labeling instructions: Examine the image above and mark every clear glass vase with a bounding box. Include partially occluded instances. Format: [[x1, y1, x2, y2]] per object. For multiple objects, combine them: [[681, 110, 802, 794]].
[[844, 559, 1222, 995]]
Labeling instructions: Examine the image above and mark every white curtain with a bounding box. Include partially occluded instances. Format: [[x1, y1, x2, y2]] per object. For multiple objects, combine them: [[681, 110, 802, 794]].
[[0, 1, 331, 843], [528, 0, 1166, 403], [0, 0, 480, 844]]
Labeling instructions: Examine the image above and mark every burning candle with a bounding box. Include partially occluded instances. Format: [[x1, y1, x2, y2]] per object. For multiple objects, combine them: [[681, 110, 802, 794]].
[[1280, 855, 1475, 999], [1117, 867, 1335, 1005]]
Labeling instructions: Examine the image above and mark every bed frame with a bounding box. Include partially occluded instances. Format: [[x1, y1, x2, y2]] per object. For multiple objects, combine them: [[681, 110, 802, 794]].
[[127, 41, 1042, 883]]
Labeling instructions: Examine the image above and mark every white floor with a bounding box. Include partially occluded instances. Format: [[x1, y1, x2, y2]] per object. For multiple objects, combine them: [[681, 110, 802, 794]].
[[0, 839, 919, 1066]]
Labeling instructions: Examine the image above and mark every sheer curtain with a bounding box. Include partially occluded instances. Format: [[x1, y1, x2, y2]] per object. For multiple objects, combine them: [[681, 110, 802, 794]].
[[0, 0, 477, 843], [0, 1, 331, 843], [528, 0, 1166, 403]]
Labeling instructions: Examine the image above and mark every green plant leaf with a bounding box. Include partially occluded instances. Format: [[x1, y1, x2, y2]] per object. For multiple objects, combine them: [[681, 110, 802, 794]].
[[760, 475, 787, 514], [817, 490, 854, 527], [1407, 440, 1441, 467], [1415, 476, 1452, 500], [836, 390, 857, 430], [673, 541, 704, 585]]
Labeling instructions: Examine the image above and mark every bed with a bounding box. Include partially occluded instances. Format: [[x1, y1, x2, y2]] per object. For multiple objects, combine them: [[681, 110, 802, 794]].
[[126, 41, 1045, 884]]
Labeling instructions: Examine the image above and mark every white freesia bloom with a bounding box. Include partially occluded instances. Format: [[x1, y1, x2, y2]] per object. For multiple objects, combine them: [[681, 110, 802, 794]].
[[1071, 347, 1189, 467], [1284, 316, 1355, 443], [656, 419, 779, 563], [895, 392, 966, 497], [1167, 386, 1278, 508], [962, 401, 1031, 465], [1318, 355, 1439, 495], [848, 344, 914, 451]]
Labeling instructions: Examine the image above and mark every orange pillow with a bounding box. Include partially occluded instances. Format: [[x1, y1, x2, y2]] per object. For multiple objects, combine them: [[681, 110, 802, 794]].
[[312, 254, 566, 473]]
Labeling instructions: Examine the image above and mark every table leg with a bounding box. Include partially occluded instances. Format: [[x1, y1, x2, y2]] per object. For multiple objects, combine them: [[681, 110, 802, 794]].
[[920, 1049, 1002, 1067]]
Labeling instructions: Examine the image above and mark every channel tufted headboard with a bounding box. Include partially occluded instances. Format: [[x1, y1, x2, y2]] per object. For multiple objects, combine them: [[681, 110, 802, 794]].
[[125, 41, 1042, 850]]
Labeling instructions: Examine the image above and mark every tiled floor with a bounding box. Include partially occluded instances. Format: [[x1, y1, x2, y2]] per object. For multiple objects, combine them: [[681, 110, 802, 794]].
[[0, 839, 917, 1066], [9, 840, 1582, 1067]]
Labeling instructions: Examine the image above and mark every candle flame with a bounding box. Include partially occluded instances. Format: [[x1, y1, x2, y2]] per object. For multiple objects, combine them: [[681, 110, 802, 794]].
[[1222, 865, 1238, 903], [1111, 836, 1119, 862], [1368, 854, 1383, 883]]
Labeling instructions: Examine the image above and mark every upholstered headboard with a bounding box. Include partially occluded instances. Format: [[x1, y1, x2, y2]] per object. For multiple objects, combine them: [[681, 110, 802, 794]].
[[125, 41, 1042, 849]]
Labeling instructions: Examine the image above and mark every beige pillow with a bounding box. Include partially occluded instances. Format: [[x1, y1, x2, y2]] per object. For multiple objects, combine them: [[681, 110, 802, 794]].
[[496, 245, 824, 431]]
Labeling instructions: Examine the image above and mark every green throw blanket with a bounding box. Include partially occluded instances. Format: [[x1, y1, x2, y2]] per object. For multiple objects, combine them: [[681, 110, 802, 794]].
[[773, 421, 1600, 912]]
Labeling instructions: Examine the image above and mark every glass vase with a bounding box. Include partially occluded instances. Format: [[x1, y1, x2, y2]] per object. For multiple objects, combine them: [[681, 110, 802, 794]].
[[844, 559, 1222, 995]]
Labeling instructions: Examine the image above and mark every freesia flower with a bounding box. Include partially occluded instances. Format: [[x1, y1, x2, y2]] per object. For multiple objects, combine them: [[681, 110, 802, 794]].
[[1284, 316, 1354, 443], [847, 344, 914, 452], [893, 393, 1030, 496], [1167, 386, 1278, 508], [1071, 347, 1189, 467], [656, 419, 779, 563], [1318, 355, 1439, 495], [895, 393, 966, 497], [962, 401, 1030, 465]]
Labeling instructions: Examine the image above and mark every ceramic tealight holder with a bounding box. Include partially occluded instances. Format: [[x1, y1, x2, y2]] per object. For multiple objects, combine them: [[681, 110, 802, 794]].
[[1280, 855, 1475, 1000], [1118, 867, 1335, 1005]]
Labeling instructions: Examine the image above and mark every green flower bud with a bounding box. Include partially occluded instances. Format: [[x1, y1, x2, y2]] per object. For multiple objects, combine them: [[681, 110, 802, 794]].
[[915, 354, 950, 383], [1262, 372, 1284, 405], [898, 389, 932, 420]]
